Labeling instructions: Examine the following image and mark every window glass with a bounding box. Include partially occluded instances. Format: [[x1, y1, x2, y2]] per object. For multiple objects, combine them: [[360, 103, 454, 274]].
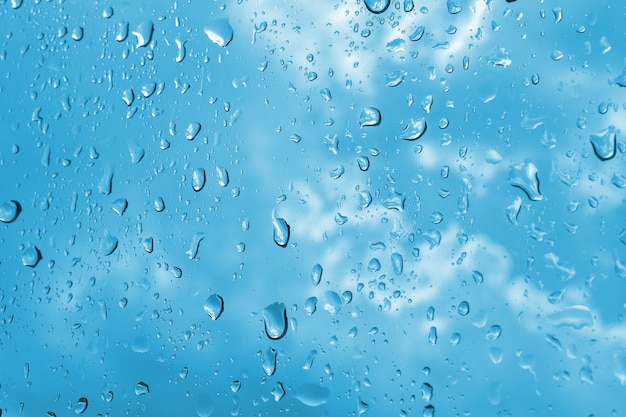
[[1, 1, 625, 416]]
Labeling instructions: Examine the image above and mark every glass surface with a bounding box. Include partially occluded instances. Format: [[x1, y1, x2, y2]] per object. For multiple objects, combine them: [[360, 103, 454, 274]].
[[1, 0, 625, 416]]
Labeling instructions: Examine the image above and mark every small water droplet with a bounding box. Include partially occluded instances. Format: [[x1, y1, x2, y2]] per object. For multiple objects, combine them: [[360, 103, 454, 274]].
[[428, 326, 437, 345], [322, 291, 342, 315], [311, 263, 323, 286], [458, 301, 470, 316], [391, 252, 403, 275], [111, 198, 128, 216], [203, 294, 224, 320], [446, 0, 462, 14], [409, 26, 425, 41], [154, 197, 165, 212], [304, 297, 318, 315], [143, 237, 154, 253], [486, 325, 502, 340], [262, 302, 288, 340]]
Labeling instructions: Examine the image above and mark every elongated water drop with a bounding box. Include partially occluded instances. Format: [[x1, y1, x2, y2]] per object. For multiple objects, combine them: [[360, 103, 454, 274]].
[[261, 347, 277, 376], [391, 252, 403, 275], [311, 263, 323, 286], [186, 232, 205, 259], [272, 210, 290, 248], [216, 166, 229, 187], [262, 302, 288, 340], [185, 122, 201, 140], [132, 20, 153, 47], [192, 168, 206, 192]]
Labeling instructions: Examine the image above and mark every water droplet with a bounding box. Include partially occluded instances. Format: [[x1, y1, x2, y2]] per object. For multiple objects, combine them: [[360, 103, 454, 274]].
[[216, 166, 229, 187], [613, 350, 626, 384], [386, 38, 406, 53], [423, 405, 435, 417], [486, 325, 502, 340], [487, 48, 511, 67], [359, 191, 373, 209], [506, 196, 522, 225], [186, 232, 205, 260], [135, 381, 150, 395], [185, 122, 201, 140], [428, 326, 437, 345], [231, 380, 241, 392], [472, 270, 484, 285], [74, 397, 88, 414], [293, 383, 330, 406], [98, 166, 114, 195], [320, 88, 332, 101], [368, 258, 381, 272], [357, 156, 370, 171], [547, 305, 593, 329], [261, 347, 277, 376], [192, 168, 206, 192], [447, 0, 462, 14], [409, 26, 425, 41], [204, 19, 234, 47], [111, 198, 128, 216], [334, 213, 348, 225], [22, 246, 42, 268], [262, 302, 288, 340], [450, 332, 461, 346], [551, 49, 564, 61], [154, 197, 165, 212], [487, 381, 501, 405], [143, 237, 154, 253], [420, 382, 433, 401], [102, 230, 118, 256], [359, 107, 381, 127], [174, 38, 186, 63], [391, 252, 403, 275], [363, 0, 390, 14], [203, 294, 224, 321], [509, 162, 543, 201], [271, 381, 286, 401], [272, 211, 290, 248], [128, 140, 144, 163], [132, 20, 153, 48], [115, 21, 128, 41], [382, 189, 406, 211], [589, 126, 617, 161], [0, 200, 21, 223], [400, 117, 427, 141], [10, 0, 23, 9], [458, 301, 470, 316], [322, 291, 342, 315], [304, 297, 318, 315], [311, 263, 323, 286], [385, 70, 406, 87]]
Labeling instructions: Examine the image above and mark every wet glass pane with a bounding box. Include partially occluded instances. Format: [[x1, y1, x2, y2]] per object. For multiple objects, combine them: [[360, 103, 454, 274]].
[[1, 1, 625, 416]]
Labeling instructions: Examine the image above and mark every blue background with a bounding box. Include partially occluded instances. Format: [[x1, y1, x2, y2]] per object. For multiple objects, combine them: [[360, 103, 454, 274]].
[[1, 0, 625, 415]]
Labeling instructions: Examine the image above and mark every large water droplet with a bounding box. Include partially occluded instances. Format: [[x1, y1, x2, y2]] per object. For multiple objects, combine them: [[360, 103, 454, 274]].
[[272, 211, 290, 248], [409, 26, 425, 41], [185, 122, 201, 140], [262, 302, 288, 340], [128, 140, 144, 163], [132, 20, 153, 48], [322, 291, 342, 315], [420, 383, 433, 401], [311, 263, 323, 286], [203, 294, 224, 321], [359, 107, 381, 127], [111, 198, 128, 216], [293, 383, 330, 406], [458, 301, 470, 316], [589, 126, 617, 161], [428, 326, 437, 345], [74, 397, 88, 414], [363, 0, 390, 13], [400, 117, 427, 140], [192, 168, 206, 192], [261, 347, 277, 376], [509, 162, 543, 201], [22, 246, 42, 268], [0, 200, 21, 223], [204, 19, 234, 47], [135, 381, 150, 395]]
